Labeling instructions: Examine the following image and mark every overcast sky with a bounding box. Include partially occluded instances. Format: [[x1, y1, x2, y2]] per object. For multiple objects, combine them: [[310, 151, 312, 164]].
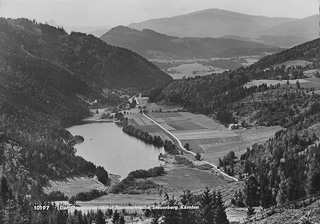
[[0, 0, 319, 28]]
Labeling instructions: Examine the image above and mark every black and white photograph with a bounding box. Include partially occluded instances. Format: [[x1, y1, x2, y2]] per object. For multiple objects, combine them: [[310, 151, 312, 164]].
[[0, 0, 320, 223]]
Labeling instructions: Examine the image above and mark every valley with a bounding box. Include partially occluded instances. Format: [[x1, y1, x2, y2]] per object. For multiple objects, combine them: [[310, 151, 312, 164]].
[[0, 1, 320, 222]]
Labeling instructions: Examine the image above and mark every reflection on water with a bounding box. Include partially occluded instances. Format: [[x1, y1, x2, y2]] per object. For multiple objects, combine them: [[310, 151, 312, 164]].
[[68, 123, 165, 179]]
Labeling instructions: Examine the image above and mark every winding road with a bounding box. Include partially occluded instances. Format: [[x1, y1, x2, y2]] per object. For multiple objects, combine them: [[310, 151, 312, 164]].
[[142, 113, 238, 182]]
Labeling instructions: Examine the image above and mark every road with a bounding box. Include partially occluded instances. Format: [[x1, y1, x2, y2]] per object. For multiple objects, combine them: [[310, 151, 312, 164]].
[[142, 113, 238, 182]]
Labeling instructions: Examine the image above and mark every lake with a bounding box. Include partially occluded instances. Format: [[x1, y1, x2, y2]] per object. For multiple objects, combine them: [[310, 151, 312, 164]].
[[67, 122, 165, 179]]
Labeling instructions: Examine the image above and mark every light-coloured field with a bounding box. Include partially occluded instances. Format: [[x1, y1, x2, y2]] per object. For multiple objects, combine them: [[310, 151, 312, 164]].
[[244, 79, 310, 88], [150, 167, 226, 192], [304, 69, 320, 77], [300, 77, 320, 90], [147, 112, 241, 157], [273, 60, 313, 68], [43, 175, 117, 197], [129, 108, 282, 170], [168, 63, 212, 74], [202, 126, 283, 164], [173, 130, 239, 140]]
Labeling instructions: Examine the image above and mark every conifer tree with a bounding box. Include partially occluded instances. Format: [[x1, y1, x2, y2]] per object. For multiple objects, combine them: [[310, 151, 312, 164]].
[[112, 210, 120, 224], [163, 193, 181, 224], [198, 187, 214, 224], [214, 191, 229, 224], [180, 191, 196, 224], [244, 176, 260, 207], [96, 209, 106, 224]]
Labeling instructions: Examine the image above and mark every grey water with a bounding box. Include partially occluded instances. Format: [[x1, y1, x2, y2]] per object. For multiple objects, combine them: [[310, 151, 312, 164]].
[[67, 122, 165, 179]]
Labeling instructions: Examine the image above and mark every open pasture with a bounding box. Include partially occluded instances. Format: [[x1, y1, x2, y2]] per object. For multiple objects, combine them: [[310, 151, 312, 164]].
[[299, 77, 320, 90], [273, 60, 312, 68], [166, 120, 205, 130], [147, 102, 183, 112], [43, 175, 110, 198], [181, 140, 205, 153], [173, 130, 238, 140], [201, 126, 282, 164], [150, 112, 182, 118], [245, 79, 310, 88], [304, 69, 320, 77], [178, 112, 226, 130], [150, 167, 226, 192]]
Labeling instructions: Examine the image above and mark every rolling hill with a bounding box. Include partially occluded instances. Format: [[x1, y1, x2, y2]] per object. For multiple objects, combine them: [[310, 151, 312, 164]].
[[128, 8, 318, 47], [129, 8, 295, 39], [262, 14, 319, 41], [101, 26, 280, 59]]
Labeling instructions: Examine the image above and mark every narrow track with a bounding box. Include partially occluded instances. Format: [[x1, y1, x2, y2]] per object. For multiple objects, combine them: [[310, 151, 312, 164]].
[[142, 113, 238, 182]]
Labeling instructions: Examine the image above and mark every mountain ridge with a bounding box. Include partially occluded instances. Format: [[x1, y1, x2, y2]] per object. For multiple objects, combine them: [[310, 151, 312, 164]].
[[101, 26, 280, 60], [129, 8, 296, 39], [128, 8, 316, 47]]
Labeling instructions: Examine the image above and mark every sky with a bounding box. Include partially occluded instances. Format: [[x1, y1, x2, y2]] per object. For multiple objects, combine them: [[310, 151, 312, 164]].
[[0, 0, 319, 28]]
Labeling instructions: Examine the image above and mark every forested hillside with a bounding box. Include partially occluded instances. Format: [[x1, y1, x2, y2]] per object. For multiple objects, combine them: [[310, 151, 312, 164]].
[[250, 38, 320, 70], [0, 18, 171, 201], [152, 38, 320, 125], [101, 26, 280, 59], [149, 37, 320, 222]]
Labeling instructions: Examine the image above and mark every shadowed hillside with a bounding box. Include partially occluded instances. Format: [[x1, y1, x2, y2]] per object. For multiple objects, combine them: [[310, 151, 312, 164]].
[[101, 26, 280, 59], [0, 18, 172, 200]]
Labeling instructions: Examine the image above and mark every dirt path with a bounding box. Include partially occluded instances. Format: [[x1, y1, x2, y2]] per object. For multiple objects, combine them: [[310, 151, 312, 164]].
[[142, 113, 238, 182]]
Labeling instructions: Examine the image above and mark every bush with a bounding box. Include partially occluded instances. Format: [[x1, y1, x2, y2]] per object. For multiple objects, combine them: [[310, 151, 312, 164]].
[[195, 152, 201, 161], [128, 166, 165, 179], [75, 189, 107, 201], [174, 156, 195, 168], [96, 166, 109, 185], [46, 191, 68, 201]]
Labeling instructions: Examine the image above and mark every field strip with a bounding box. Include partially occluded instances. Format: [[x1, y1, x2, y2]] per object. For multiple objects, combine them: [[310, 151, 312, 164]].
[[160, 123, 176, 131], [133, 118, 145, 126], [142, 113, 238, 182], [173, 130, 238, 140]]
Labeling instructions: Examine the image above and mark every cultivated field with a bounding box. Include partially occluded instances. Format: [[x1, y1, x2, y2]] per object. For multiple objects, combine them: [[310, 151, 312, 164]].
[[144, 111, 282, 165], [202, 126, 283, 164], [147, 111, 241, 157]]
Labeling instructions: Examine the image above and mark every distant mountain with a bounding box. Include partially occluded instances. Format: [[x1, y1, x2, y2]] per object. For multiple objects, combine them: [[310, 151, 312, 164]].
[[46, 20, 111, 37], [101, 26, 280, 59], [129, 8, 296, 39], [75, 25, 111, 37], [262, 15, 319, 41]]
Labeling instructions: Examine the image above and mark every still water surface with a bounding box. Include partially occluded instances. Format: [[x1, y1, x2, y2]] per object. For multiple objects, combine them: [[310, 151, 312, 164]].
[[67, 122, 165, 179]]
